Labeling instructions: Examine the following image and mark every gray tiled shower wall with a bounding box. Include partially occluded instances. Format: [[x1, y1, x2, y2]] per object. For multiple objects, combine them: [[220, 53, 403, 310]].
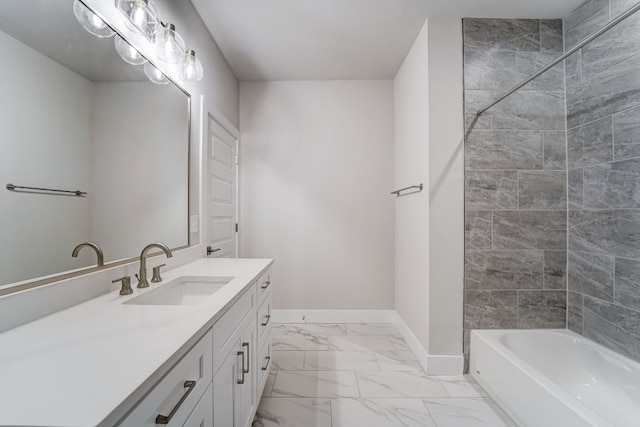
[[463, 18, 568, 360], [464, 0, 640, 366], [564, 0, 640, 363]]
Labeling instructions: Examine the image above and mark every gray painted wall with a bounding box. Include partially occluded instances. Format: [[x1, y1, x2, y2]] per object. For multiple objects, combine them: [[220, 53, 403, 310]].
[[565, 0, 640, 363], [463, 18, 568, 361]]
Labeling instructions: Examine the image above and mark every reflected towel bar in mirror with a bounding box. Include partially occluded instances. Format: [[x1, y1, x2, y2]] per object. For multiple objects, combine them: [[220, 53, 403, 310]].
[[6, 183, 87, 197], [390, 183, 423, 197]]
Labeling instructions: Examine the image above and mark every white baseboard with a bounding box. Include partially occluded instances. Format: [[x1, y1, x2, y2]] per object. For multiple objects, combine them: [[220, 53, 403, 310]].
[[271, 309, 395, 324], [393, 312, 464, 375], [271, 309, 464, 375]]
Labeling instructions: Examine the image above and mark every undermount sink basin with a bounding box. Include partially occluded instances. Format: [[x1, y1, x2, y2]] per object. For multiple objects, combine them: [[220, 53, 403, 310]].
[[123, 276, 234, 306]]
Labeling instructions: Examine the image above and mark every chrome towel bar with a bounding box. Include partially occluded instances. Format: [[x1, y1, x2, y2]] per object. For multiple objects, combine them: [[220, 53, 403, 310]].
[[391, 183, 423, 197], [6, 183, 87, 197]]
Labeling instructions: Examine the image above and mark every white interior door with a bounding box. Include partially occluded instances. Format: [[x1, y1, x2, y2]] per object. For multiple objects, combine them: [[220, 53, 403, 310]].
[[207, 116, 237, 258]]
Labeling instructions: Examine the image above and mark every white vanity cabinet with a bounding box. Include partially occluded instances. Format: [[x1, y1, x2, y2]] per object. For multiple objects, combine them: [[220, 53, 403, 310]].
[[118, 330, 213, 427], [212, 276, 260, 427]]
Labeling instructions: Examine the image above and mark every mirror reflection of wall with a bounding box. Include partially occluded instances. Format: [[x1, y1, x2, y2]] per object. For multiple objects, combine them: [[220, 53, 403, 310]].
[[0, 0, 189, 289]]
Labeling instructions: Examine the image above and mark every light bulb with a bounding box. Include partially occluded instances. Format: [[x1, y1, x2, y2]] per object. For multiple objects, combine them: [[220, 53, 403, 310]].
[[73, 0, 115, 38], [114, 35, 147, 65], [116, 0, 160, 39], [143, 62, 169, 85], [155, 23, 185, 64], [181, 50, 203, 82]]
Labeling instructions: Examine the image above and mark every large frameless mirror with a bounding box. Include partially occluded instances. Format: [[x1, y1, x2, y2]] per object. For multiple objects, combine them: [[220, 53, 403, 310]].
[[0, 0, 190, 294]]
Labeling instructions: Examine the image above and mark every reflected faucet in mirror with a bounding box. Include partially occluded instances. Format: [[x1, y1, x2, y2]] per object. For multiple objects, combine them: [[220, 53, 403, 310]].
[[71, 242, 104, 266], [137, 243, 173, 288]]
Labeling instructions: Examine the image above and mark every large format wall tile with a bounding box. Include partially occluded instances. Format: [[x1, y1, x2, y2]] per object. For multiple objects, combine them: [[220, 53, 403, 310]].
[[544, 250, 567, 289], [464, 290, 518, 329], [583, 296, 640, 361], [567, 116, 613, 169], [583, 158, 640, 208], [518, 171, 567, 209], [569, 209, 640, 258], [540, 20, 564, 53], [516, 53, 565, 91], [464, 90, 495, 130], [465, 211, 493, 250], [517, 290, 567, 328], [492, 91, 566, 131], [465, 130, 544, 170], [568, 291, 584, 333], [465, 171, 518, 210], [543, 131, 567, 170], [614, 257, 640, 311], [465, 250, 544, 290], [567, 53, 640, 129], [568, 250, 615, 301], [579, 13, 640, 81], [464, 19, 541, 52], [464, 52, 517, 91], [613, 104, 640, 160], [493, 211, 567, 250], [568, 168, 584, 208], [564, 0, 610, 49]]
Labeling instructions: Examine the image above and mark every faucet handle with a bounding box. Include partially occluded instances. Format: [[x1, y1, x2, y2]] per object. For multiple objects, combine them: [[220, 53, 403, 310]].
[[113, 276, 133, 296], [151, 264, 166, 283]]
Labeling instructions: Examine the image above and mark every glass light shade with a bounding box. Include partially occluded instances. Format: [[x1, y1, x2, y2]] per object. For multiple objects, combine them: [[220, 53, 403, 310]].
[[143, 62, 169, 85], [73, 0, 115, 38], [114, 35, 147, 65], [154, 23, 185, 64], [116, 0, 160, 39], [181, 50, 203, 82]]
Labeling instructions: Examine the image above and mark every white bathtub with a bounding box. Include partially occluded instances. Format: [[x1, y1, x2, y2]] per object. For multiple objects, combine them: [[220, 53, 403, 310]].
[[470, 329, 640, 427]]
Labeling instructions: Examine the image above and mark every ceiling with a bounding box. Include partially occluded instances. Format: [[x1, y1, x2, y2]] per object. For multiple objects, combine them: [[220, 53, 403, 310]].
[[191, 0, 585, 81]]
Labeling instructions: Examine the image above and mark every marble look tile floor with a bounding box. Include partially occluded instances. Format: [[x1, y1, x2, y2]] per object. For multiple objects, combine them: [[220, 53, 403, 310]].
[[253, 323, 516, 427]]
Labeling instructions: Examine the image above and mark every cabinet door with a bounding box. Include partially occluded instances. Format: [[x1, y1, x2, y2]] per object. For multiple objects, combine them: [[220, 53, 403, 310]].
[[182, 383, 213, 427], [213, 335, 240, 427], [236, 315, 257, 427]]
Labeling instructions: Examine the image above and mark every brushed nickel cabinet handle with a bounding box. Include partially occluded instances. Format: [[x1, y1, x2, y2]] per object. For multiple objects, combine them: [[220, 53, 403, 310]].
[[242, 342, 250, 374], [237, 351, 245, 384], [261, 279, 271, 290], [262, 356, 271, 371], [261, 314, 271, 327], [155, 380, 196, 424]]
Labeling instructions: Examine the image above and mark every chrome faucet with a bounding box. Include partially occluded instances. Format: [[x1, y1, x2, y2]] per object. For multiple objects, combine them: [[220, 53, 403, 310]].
[[137, 243, 173, 288], [71, 242, 104, 266]]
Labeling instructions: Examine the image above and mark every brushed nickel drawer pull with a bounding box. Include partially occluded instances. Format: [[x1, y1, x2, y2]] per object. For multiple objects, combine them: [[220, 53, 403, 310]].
[[242, 342, 250, 374], [155, 380, 196, 424], [237, 351, 245, 384], [261, 279, 271, 290], [261, 314, 271, 327], [262, 356, 271, 371]]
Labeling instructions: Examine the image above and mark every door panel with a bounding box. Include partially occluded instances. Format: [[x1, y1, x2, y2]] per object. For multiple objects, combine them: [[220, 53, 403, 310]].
[[207, 117, 237, 258]]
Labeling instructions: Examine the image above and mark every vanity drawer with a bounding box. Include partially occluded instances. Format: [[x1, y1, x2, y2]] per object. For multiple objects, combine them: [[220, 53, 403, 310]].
[[257, 333, 272, 395], [256, 269, 272, 306], [182, 382, 213, 427], [118, 330, 213, 427], [213, 285, 256, 374], [257, 290, 272, 348]]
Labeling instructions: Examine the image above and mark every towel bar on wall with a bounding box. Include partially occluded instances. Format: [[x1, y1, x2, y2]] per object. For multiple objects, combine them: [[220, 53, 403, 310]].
[[390, 183, 423, 197], [6, 183, 87, 197]]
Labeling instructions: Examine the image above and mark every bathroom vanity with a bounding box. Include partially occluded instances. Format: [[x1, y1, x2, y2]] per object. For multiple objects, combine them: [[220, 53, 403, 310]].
[[0, 258, 273, 427]]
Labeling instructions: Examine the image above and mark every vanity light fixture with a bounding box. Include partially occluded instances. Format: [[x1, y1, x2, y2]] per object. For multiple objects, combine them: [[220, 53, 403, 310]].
[[143, 62, 169, 85], [181, 49, 203, 83], [114, 35, 147, 65], [73, 0, 115, 38], [115, 0, 160, 39], [155, 22, 186, 64]]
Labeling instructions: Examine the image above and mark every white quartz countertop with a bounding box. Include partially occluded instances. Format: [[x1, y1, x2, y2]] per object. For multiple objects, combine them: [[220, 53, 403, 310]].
[[0, 257, 273, 427]]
